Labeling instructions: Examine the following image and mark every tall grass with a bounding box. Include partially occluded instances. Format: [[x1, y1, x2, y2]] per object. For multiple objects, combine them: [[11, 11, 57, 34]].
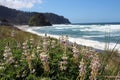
[[99, 29, 120, 79]]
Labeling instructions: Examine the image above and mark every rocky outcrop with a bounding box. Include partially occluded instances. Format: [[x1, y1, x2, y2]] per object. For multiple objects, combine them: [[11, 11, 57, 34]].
[[29, 13, 52, 26]]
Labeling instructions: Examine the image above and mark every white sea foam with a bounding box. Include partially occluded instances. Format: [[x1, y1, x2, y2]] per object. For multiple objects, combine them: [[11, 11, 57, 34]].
[[68, 37, 120, 51], [80, 25, 120, 32], [82, 35, 105, 38], [72, 29, 79, 31], [53, 24, 83, 29], [54, 27, 65, 30], [53, 24, 120, 33], [16, 25, 120, 51]]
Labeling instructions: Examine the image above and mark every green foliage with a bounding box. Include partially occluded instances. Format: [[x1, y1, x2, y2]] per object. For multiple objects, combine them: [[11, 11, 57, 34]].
[[0, 26, 120, 80]]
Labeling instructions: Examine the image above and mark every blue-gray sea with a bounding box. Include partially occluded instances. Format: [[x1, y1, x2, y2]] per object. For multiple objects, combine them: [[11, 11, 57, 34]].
[[27, 24, 120, 50]]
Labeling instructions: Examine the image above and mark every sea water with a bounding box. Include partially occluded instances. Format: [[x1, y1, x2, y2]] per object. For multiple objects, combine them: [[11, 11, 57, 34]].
[[21, 24, 120, 51]]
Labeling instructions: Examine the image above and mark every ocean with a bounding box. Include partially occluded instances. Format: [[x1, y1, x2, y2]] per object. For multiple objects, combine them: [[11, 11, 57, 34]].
[[20, 24, 120, 51]]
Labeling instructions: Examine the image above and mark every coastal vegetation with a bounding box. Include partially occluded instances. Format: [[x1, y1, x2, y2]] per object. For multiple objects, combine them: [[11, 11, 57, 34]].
[[0, 25, 120, 80], [0, 6, 71, 25]]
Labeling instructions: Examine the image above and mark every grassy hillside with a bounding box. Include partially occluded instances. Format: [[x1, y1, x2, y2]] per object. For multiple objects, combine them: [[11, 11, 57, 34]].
[[0, 26, 120, 80]]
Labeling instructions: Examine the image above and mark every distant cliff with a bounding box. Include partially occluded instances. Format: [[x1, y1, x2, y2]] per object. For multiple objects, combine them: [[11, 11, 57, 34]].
[[44, 13, 70, 24], [0, 6, 71, 25]]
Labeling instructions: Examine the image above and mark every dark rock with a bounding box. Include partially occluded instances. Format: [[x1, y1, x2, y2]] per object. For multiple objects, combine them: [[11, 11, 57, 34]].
[[29, 13, 52, 26], [0, 19, 12, 26]]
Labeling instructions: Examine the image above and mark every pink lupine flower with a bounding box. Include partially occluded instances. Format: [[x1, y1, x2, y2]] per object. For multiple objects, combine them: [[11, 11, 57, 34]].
[[59, 35, 69, 46], [39, 52, 50, 73], [3, 46, 14, 64], [90, 54, 100, 80], [29, 37, 34, 48], [77, 58, 86, 80], [43, 41, 48, 51], [59, 54, 68, 71], [22, 41, 30, 56], [40, 53, 49, 63], [36, 45, 40, 53], [72, 43, 79, 63], [51, 40, 56, 48]]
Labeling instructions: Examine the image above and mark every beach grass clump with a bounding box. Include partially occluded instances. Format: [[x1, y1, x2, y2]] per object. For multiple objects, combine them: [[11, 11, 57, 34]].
[[0, 25, 120, 80]]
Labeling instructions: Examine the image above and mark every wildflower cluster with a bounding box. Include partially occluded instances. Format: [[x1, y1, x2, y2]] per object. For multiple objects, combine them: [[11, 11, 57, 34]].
[[22, 41, 30, 57], [3, 46, 14, 64], [39, 34, 50, 73], [51, 40, 56, 48], [39, 52, 50, 73], [59, 54, 68, 71], [72, 42, 79, 63], [22, 40, 35, 73], [77, 58, 86, 80], [90, 54, 101, 80], [59, 35, 69, 48], [29, 36, 34, 48], [0, 28, 119, 80], [43, 34, 49, 52]]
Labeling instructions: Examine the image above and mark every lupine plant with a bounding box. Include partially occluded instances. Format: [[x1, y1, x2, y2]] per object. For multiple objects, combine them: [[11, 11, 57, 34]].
[[59, 53, 68, 71], [0, 26, 120, 80], [3, 46, 14, 64], [77, 58, 86, 80], [90, 54, 101, 80], [72, 42, 79, 63]]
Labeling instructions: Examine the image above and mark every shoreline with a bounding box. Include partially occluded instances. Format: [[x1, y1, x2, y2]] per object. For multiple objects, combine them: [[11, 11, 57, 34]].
[[16, 25, 120, 52]]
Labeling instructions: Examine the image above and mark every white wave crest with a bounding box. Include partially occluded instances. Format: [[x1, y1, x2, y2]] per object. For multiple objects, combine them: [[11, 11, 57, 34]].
[[16, 25, 120, 51], [53, 24, 120, 33]]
